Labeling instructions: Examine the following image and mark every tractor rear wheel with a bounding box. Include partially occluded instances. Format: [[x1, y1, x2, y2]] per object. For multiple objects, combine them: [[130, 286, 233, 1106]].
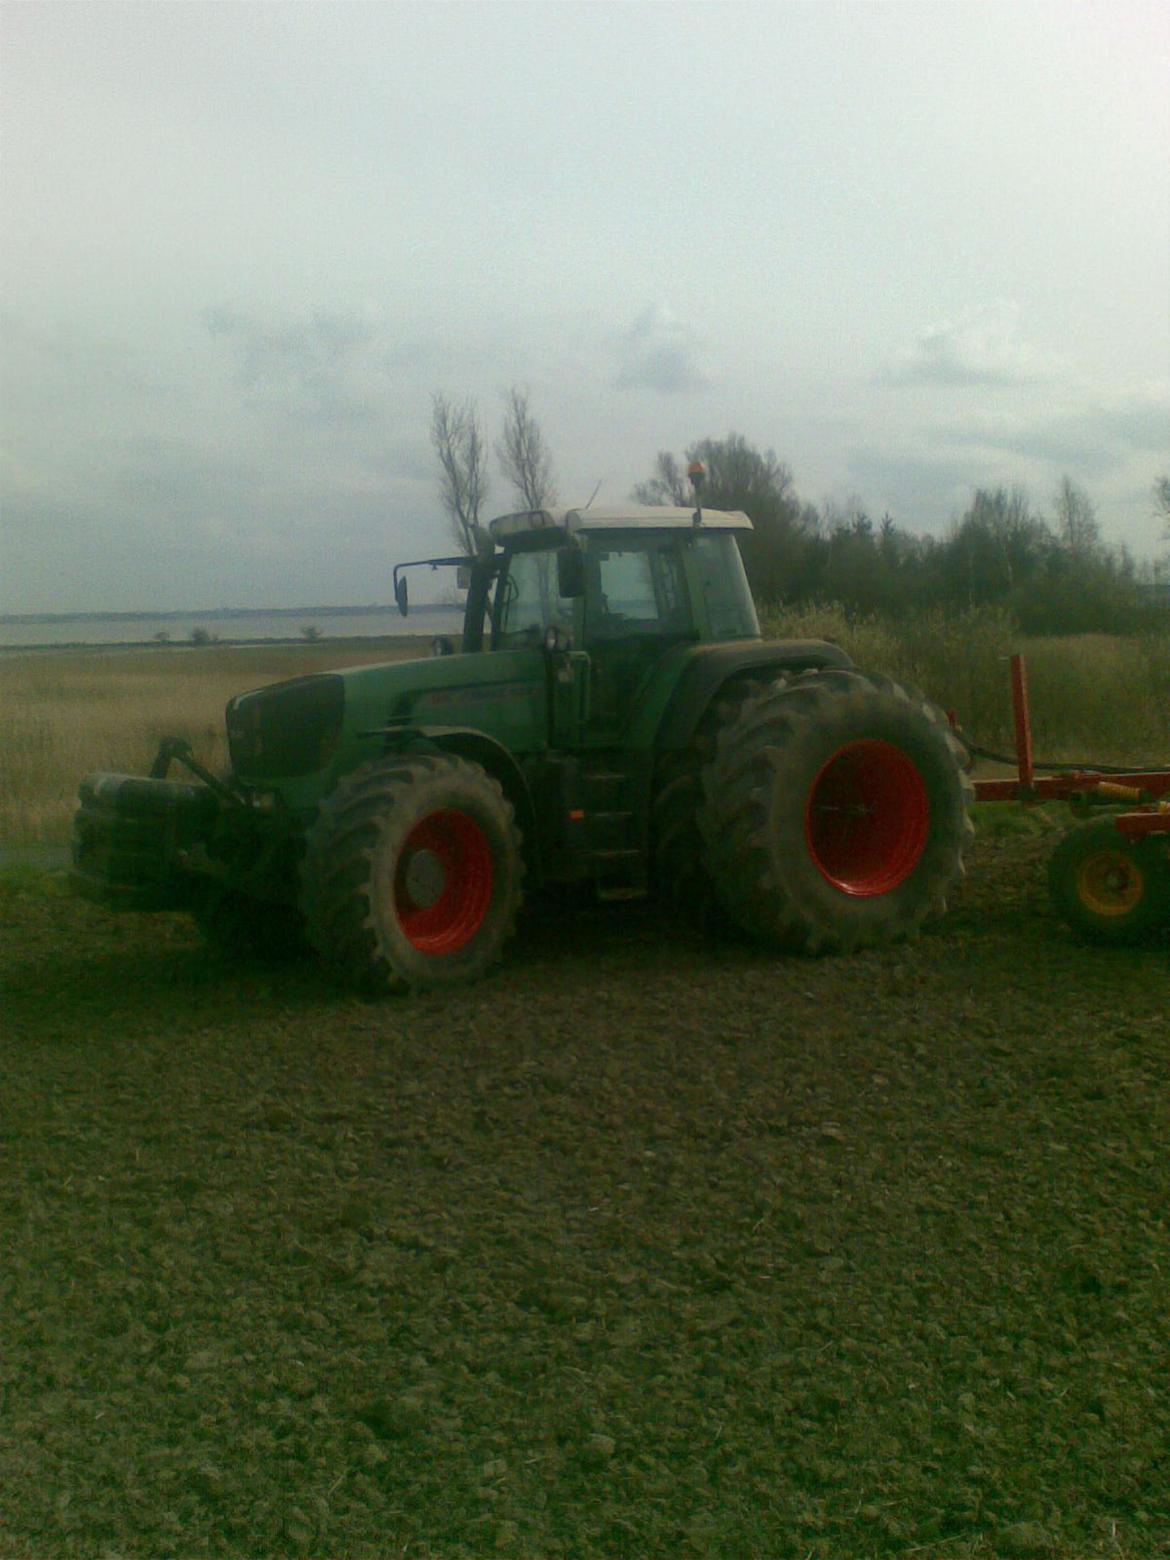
[[301, 753, 523, 993], [652, 678, 765, 909], [699, 669, 973, 952], [1048, 819, 1168, 945]]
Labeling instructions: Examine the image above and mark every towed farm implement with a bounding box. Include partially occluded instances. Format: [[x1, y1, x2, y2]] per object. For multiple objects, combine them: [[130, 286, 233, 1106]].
[[970, 654, 1170, 944]]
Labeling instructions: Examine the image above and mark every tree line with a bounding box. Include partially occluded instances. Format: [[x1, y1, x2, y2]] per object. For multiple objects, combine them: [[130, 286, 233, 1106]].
[[430, 398, 1168, 636], [635, 435, 1170, 634]]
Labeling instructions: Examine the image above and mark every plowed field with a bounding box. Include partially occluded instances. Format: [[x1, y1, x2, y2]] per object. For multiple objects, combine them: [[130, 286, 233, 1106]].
[[2, 830, 1168, 1559]]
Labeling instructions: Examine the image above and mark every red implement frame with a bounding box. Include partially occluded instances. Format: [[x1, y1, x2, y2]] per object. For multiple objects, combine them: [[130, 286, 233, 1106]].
[[971, 654, 1170, 838]]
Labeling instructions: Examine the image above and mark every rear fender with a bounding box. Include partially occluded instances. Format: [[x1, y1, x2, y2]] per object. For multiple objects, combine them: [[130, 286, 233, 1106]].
[[653, 640, 853, 752]]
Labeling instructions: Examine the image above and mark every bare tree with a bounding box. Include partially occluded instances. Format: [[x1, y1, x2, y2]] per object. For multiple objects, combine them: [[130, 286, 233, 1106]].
[[1156, 475, 1170, 537], [497, 387, 558, 512], [431, 394, 489, 554], [1054, 475, 1100, 556]]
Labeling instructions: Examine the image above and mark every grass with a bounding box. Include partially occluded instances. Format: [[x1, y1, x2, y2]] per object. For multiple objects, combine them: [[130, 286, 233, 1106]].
[[2, 620, 1168, 847]]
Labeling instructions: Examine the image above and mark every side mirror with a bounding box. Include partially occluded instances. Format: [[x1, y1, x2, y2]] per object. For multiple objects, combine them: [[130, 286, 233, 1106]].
[[394, 575, 409, 617], [557, 545, 585, 599], [455, 564, 471, 591]]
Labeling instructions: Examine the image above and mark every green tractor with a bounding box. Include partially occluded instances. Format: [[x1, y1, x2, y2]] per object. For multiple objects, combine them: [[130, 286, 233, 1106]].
[[73, 499, 973, 992]]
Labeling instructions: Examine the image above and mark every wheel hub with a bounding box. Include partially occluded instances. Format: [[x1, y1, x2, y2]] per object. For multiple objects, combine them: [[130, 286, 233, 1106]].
[[393, 808, 494, 955], [1078, 851, 1143, 916], [402, 847, 447, 909], [805, 739, 930, 897]]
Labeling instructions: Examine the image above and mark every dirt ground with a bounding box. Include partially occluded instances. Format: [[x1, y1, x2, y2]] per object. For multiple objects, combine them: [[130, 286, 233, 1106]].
[[2, 829, 1168, 1560]]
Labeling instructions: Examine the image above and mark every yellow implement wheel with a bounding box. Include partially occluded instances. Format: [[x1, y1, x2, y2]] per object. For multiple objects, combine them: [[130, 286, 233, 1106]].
[[1048, 820, 1168, 945]]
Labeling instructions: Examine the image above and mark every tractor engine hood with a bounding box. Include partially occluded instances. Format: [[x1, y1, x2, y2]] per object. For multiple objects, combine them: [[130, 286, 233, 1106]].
[[226, 649, 547, 787]]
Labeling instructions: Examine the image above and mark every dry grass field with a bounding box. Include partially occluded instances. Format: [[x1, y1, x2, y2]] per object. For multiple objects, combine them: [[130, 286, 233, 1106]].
[[0, 640, 426, 845], [760, 609, 1170, 767]]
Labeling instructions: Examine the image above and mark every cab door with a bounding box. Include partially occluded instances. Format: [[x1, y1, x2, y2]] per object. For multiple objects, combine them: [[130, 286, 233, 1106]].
[[578, 535, 691, 742], [492, 545, 585, 753]]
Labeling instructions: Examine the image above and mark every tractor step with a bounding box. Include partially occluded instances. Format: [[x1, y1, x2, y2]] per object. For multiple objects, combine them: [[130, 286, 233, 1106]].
[[587, 808, 635, 850], [589, 846, 646, 898], [578, 764, 647, 895]]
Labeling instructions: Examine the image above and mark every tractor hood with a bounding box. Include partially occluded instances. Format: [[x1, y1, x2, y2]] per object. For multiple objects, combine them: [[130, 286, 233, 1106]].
[[227, 648, 548, 789]]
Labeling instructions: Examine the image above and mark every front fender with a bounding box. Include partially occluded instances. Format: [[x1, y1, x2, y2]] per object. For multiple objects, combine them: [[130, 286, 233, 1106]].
[[382, 724, 539, 866]]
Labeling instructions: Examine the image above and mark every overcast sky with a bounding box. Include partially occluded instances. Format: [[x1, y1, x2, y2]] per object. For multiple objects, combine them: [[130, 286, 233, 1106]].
[[2, 0, 1167, 614]]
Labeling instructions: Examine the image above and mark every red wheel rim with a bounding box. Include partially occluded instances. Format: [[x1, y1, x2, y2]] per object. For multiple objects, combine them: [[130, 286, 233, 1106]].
[[394, 809, 494, 954], [805, 739, 929, 897]]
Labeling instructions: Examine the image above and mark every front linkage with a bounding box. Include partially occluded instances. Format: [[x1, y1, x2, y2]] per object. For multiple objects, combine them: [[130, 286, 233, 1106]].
[[72, 737, 300, 916]]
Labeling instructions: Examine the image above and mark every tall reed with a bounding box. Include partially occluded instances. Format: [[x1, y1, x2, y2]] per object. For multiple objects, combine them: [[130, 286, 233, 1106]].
[[759, 603, 1169, 763]]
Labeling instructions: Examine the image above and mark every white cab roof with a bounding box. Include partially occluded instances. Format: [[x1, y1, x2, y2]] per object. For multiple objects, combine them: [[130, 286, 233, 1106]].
[[488, 504, 753, 541]]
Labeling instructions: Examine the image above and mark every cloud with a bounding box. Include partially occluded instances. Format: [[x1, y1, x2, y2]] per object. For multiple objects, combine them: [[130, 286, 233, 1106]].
[[880, 305, 1061, 389], [843, 449, 993, 532], [615, 304, 710, 393], [203, 304, 403, 425], [840, 377, 1170, 541], [930, 382, 1170, 474]]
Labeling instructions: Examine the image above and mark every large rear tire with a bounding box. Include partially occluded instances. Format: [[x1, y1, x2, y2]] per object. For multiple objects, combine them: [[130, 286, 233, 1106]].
[[698, 669, 973, 953], [652, 678, 765, 908], [301, 754, 523, 993], [1048, 819, 1168, 945]]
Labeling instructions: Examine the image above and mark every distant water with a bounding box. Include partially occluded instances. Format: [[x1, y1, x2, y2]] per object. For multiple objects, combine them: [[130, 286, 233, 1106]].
[[0, 603, 465, 649]]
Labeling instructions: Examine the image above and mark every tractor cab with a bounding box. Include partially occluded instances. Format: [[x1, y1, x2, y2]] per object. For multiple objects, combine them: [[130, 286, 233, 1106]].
[[485, 506, 757, 643], [392, 505, 757, 741], [488, 507, 757, 737]]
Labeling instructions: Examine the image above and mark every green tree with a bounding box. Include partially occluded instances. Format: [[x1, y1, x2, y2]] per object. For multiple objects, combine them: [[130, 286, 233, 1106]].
[[943, 488, 1050, 606], [1054, 475, 1101, 556], [634, 434, 812, 601], [632, 450, 688, 507]]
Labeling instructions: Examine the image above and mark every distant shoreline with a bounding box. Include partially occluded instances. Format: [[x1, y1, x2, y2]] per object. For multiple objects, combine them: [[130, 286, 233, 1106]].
[[0, 633, 438, 655], [0, 602, 463, 651], [0, 604, 454, 626]]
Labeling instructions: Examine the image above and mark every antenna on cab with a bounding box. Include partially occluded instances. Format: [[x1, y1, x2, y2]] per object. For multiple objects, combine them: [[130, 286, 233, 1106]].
[[688, 460, 706, 527]]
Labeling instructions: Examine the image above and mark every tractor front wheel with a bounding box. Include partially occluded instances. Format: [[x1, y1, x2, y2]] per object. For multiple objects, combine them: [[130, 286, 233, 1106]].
[[1048, 819, 1168, 945], [699, 669, 973, 953], [302, 754, 523, 993]]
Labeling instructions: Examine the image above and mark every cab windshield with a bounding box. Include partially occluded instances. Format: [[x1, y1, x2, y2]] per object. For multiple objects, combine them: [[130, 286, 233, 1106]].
[[492, 544, 577, 648], [691, 532, 759, 639]]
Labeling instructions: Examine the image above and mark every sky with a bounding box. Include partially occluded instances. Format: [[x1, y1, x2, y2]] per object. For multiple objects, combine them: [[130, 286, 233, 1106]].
[[2, 0, 1168, 614]]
